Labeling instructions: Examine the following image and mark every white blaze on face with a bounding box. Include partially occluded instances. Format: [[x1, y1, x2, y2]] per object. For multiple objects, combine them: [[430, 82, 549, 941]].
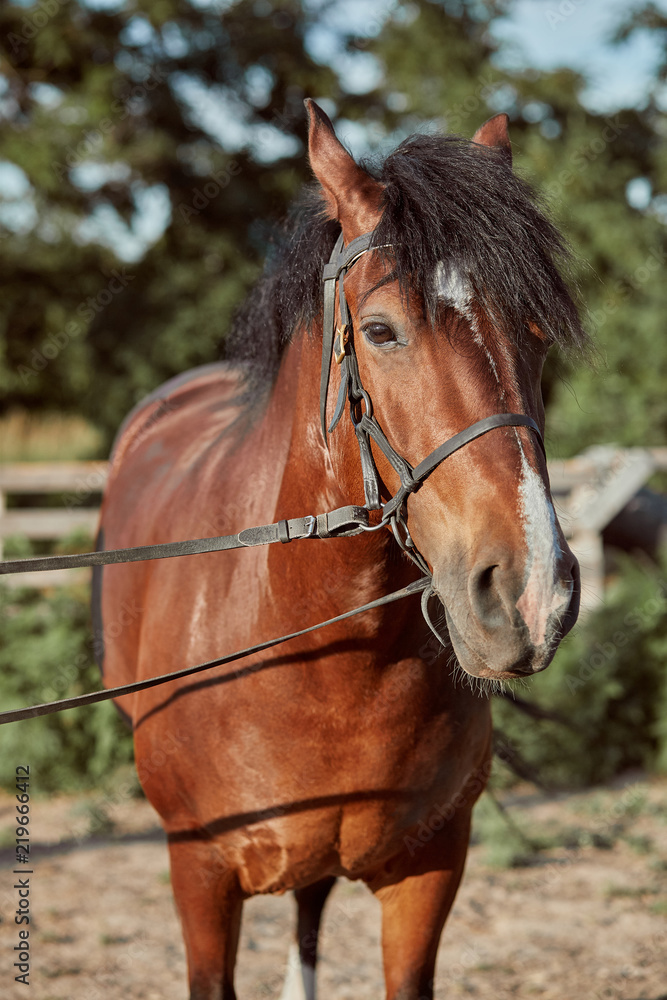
[[435, 260, 471, 315], [436, 260, 568, 641], [435, 261, 503, 387], [516, 443, 570, 645]]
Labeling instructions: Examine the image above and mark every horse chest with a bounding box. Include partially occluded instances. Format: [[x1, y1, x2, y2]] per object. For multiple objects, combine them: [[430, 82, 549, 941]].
[[138, 660, 490, 895]]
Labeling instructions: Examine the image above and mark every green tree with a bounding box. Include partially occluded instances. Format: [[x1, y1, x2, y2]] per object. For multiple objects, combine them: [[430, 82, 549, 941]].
[[369, 1, 667, 455], [0, 0, 339, 440], [1, 0, 666, 458]]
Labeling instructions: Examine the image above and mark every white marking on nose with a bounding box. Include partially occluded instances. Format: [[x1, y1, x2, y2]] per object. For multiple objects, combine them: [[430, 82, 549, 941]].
[[516, 445, 570, 645]]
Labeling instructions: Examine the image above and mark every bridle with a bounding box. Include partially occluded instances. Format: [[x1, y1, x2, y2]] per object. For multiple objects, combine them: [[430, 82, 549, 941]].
[[319, 229, 545, 575], [0, 228, 546, 726]]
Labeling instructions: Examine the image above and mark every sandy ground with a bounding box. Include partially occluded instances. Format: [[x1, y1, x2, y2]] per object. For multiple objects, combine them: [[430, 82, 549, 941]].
[[1, 777, 666, 1000]]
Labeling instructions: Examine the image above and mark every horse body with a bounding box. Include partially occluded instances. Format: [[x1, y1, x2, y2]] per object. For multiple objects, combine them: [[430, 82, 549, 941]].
[[97, 103, 584, 999], [100, 342, 489, 998]]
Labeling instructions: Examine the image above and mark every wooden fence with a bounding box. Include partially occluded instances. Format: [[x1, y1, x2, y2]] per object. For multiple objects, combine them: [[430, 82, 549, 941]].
[[0, 462, 107, 588], [549, 446, 667, 609], [1, 450, 667, 607]]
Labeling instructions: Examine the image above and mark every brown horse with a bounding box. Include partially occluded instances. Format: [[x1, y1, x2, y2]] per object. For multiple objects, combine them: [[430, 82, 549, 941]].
[[95, 102, 585, 1000]]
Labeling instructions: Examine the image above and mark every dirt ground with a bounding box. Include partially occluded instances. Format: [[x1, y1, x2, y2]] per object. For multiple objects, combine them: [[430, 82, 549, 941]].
[[1, 776, 666, 1000]]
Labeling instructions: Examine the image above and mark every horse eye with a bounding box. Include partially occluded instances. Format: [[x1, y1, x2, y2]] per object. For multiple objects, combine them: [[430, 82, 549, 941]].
[[363, 322, 397, 347]]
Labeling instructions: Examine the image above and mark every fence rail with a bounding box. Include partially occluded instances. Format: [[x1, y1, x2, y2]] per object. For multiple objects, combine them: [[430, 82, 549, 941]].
[[1, 451, 667, 604], [0, 462, 108, 588]]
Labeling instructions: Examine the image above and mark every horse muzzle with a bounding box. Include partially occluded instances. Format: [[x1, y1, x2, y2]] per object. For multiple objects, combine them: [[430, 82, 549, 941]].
[[429, 547, 580, 680]]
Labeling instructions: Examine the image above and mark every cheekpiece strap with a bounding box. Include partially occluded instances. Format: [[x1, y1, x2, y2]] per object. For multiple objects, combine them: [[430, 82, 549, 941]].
[[320, 231, 375, 441]]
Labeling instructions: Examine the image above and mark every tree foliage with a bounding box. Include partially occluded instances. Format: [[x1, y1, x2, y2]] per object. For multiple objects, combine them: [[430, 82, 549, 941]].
[[1, 0, 341, 439], [0, 583, 134, 792], [493, 554, 667, 788], [1, 0, 665, 455]]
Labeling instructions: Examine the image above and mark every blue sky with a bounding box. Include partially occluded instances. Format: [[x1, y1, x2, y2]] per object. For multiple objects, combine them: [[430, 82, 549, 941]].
[[491, 0, 667, 111], [305, 0, 667, 112]]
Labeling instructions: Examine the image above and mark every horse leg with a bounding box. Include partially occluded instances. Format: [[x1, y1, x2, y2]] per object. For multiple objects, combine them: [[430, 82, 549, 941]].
[[375, 815, 471, 1000], [280, 876, 337, 1000], [167, 836, 243, 1000]]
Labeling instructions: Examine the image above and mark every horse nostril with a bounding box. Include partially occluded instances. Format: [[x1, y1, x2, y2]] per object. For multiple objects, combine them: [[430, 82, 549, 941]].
[[469, 562, 506, 627], [559, 557, 581, 638], [477, 564, 497, 594]]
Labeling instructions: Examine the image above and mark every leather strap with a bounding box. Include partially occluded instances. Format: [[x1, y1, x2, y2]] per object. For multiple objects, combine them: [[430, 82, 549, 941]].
[[0, 505, 370, 576], [320, 232, 345, 440], [382, 413, 544, 519], [0, 576, 430, 726], [319, 235, 545, 518], [320, 232, 375, 440], [413, 413, 545, 481]]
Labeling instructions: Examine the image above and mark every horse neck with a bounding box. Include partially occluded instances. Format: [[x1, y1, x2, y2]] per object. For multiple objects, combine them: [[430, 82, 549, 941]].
[[273, 326, 365, 512]]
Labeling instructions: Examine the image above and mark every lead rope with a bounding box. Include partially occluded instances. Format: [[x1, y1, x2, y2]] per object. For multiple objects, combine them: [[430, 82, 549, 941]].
[[0, 577, 431, 726]]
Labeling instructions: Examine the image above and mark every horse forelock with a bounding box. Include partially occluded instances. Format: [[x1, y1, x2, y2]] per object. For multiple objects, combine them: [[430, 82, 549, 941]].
[[224, 130, 588, 403]]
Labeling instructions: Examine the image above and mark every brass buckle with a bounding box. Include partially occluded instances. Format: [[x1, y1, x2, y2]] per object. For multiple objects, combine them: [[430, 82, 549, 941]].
[[333, 325, 349, 364]]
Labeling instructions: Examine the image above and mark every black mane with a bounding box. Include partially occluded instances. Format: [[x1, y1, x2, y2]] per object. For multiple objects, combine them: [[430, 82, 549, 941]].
[[224, 132, 587, 387]]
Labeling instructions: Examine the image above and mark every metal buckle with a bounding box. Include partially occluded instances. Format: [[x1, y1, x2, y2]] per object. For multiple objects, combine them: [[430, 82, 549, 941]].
[[333, 325, 349, 364], [303, 515, 317, 538], [349, 388, 373, 427], [390, 511, 415, 550]]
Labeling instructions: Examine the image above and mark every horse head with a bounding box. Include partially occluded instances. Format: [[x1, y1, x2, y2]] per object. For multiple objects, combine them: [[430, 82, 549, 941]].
[[306, 100, 583, 681]]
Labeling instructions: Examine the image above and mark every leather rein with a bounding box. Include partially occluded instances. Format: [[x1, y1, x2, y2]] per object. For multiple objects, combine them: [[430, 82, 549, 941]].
[[0, 228, 543, 726]]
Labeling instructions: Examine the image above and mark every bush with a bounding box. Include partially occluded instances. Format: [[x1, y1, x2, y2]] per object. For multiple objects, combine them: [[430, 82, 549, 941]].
[[494, 554, 667, 788], [0, 584, 134, 793]]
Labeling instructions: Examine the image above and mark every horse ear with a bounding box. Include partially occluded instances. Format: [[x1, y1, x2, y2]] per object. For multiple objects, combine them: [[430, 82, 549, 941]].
[[472, 113, 512, 166], [304, 99, 384, 240]]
